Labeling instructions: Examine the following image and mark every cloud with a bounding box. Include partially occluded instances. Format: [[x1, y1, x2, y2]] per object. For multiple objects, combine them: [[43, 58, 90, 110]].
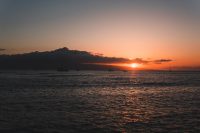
[[131, 58, 149, 64], [153, 59, 173, 64], [0, 48, 6, 51], [130, 58, 173, 64]]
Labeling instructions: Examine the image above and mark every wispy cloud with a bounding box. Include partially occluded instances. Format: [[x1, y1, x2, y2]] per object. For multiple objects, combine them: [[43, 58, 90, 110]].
[[131, 58, 149, 64], [131, 58, 173, 65], [153, 59, 173, 64], [0, 48, 6, 51]]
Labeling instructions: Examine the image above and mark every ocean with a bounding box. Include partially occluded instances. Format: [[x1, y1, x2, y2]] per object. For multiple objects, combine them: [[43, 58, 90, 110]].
[[0, 71, 200, 132]]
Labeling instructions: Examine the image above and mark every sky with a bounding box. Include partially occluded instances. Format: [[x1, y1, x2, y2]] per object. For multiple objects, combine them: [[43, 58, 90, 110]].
[[0, 0, 200, 69]]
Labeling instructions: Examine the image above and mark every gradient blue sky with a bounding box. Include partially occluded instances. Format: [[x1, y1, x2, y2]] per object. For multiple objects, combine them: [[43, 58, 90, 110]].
[[0, 0, 200, 68]]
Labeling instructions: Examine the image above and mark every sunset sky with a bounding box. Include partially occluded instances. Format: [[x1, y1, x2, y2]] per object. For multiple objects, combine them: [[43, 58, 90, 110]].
[[0, 0, 200, 70]]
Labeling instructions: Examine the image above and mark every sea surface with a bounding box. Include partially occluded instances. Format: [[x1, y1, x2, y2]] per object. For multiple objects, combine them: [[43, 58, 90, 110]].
[[0, 71, 200, 133]]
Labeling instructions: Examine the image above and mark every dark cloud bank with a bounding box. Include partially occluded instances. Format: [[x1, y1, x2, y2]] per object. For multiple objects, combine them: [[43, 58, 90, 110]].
[[0, 47, 172, 70]]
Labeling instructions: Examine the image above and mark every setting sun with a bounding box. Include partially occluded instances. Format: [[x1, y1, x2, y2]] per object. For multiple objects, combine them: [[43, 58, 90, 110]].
[[130, 63, 140, 68]]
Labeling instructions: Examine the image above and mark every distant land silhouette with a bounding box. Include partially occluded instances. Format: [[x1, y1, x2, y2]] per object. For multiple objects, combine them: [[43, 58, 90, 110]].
[[0, 47, 130, 71], [1, 47, 198, 71]]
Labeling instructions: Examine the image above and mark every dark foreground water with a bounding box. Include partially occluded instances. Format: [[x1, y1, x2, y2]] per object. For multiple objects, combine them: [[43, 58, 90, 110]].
[[0, 71, 200, 133]]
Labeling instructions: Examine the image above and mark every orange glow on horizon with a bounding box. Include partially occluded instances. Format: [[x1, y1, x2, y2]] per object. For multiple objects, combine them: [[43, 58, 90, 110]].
[[102, 62, 144, 70], [79, 58, 199, 71]]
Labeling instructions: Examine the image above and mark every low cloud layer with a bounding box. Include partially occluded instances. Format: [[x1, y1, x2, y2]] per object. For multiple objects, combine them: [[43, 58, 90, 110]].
[[131, 58, 173, 65], [131, 58, 149, 64], [153, 59, 173, 64], [0, 48, 5, 51]]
